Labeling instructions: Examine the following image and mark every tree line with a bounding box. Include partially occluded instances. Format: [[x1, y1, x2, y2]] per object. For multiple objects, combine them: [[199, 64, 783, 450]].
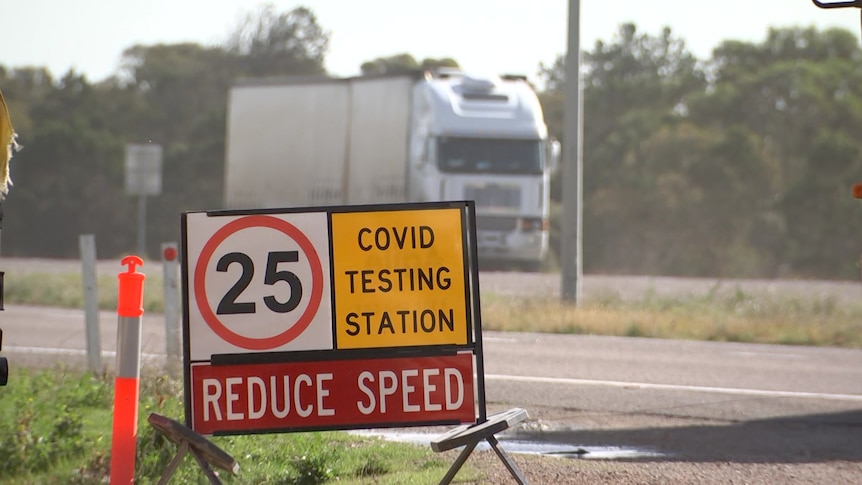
[[2, 5, 862, 280], [540, 23, 862, 279]]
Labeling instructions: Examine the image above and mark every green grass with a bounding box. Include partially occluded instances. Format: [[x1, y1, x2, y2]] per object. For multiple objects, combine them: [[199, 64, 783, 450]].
[[4, 272, 167, 313], [0, 369, 473, 484], [7, 270, 862, 348], [479, 285, 862, 348]]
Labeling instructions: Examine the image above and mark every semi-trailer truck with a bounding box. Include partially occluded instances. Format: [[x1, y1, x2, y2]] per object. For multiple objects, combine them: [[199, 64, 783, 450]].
[[224, 70, 558, 270]]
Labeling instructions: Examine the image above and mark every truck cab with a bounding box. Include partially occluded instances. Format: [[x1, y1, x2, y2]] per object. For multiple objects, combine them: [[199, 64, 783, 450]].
[[408, 71, 557, 270]]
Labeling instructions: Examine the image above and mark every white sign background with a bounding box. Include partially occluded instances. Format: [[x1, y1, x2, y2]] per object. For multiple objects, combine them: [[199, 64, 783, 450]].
[[185, 212, 333, 361]]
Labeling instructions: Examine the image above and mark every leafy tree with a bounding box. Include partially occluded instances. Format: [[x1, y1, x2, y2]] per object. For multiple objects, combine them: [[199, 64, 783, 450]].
[[420, 57, 459, 72], [2, 4, 335, 257], [0, 67, 55, 138], [360, 53, 459, 76], [119, 43, 236, 143], [226, 4, 330, 77], [537, 56, 565, 143], [3, 71, 137, 257], [693, 26, 862, 278], [779, 131, 862, 279], [361, 53, 420, 76], [590, 121, 774, 277], [693, 28, 862, 187], [112, 5, 332, 254], [540, 24, 710, 274], [6, 13, 862, 281], [539, 23, 862, 279]]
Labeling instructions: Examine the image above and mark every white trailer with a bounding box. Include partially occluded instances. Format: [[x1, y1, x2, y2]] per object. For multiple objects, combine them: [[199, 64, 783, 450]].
[[224, 70, 558, 269]]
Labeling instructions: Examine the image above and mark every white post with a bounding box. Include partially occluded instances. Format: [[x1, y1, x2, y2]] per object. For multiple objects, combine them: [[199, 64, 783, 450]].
[[137, 194, 147, 257], [79, 234, 101, 371], [161, 242, 181, 363], [561, 0, 583, 303]]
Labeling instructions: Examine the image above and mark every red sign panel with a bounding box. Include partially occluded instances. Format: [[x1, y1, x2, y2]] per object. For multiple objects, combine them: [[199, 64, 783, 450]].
[[190, 353, 476, 435]]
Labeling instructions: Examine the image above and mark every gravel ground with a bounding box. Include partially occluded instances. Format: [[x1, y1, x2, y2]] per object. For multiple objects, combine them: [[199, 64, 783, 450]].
[[452, 405, 862, 484], [463, 452, 862, 484], [374, 402, 862, 484]]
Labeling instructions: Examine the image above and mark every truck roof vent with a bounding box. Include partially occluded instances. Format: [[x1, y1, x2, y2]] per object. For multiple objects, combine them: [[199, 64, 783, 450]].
[[462, 92, 509, 101], [457, 73, 508, 101], [430, 67, 463, 79], [460, 73, 500, 92]]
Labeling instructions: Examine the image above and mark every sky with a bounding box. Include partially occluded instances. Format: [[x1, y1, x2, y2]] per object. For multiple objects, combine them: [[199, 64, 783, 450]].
[[1, 1, 861, 83]]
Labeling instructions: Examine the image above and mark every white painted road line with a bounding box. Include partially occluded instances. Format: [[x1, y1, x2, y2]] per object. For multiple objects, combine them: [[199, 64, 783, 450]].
[[486, 374, 862, 402], [9, 347, 860, 402]]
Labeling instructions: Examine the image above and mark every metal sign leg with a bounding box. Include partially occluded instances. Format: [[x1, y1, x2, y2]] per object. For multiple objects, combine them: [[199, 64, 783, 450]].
[[158, 442, 190, 485], [438, 440, 479, 485], [191, 449, 223, 485], [148, 413, 238, 483], [431, 408, 530, 485], [487, 435, 528, 484]]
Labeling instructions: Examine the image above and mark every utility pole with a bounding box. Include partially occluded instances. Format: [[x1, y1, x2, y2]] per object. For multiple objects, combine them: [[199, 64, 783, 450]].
[[561, 0, 583, 303]]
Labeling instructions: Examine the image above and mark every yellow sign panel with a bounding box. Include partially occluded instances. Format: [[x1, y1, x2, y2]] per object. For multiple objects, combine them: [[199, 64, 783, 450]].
[[331, 207, 469, 349]]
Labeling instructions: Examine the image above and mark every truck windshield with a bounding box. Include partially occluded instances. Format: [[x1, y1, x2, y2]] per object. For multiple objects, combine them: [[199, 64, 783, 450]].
[[437, 137, 543, 175]]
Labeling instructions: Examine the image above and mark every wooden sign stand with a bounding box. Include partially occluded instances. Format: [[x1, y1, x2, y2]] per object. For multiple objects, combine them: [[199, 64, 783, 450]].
[[431, 407, 529, 485], [147, 413, 239, 484]]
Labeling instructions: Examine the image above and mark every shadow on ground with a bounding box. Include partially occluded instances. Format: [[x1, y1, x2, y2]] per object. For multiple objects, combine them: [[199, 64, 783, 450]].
[[508, 409, 862, 463]]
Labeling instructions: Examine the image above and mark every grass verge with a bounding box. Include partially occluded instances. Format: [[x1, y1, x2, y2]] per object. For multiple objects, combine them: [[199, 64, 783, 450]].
[[480, 286, 862, 348], [0, 368, 472, 484], [7, 271, 862, 348]]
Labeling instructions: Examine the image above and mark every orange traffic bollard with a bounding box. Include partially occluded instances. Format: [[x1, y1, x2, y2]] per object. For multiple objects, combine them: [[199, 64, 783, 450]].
[[110, 256, 146, 484]]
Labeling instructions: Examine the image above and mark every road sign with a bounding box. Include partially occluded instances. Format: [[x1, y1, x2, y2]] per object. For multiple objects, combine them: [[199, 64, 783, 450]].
[[181, 202, 484, 436], [189, 352, 475, 435], [331, 207, 470, 349], [125, 144, 163, 196], [184, 212, 333, 360]]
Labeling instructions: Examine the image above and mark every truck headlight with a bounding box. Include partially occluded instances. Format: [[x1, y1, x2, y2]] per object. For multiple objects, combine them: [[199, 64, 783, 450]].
[[519, 218, 547, 232]]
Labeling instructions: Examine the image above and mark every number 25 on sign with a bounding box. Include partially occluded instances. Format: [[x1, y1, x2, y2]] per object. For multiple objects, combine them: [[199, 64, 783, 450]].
[[183, 213, 334, 360]]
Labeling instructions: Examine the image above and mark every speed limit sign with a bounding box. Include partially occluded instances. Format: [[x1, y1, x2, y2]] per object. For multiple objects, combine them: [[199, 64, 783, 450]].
[[183, 212, 333, 360]]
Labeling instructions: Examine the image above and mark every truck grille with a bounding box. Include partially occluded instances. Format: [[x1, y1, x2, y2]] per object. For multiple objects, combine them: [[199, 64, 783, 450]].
[[373, 183, 405, 201], [476, 215, 517, 232], [465, 184, 520, 209]]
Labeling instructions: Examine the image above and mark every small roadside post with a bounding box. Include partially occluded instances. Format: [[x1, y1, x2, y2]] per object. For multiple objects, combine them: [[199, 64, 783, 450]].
[[79, 234, 101, 372], [161, 242, 181, 366]]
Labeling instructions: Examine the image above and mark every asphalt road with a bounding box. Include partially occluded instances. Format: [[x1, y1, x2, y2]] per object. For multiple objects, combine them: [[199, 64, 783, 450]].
[[482, 331, 862, 463], [2, 303, 861, 464], [3, 259, 862, 468]]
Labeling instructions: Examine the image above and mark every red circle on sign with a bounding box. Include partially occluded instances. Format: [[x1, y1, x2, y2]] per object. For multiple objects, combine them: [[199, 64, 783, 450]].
[[163, 246, 178, 261], [194, 215, 324, 350]]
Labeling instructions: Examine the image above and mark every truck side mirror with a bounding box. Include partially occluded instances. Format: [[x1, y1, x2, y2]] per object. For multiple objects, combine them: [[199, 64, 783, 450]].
[[546, 139, 561, 173], [420, 137, 436, 168]]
